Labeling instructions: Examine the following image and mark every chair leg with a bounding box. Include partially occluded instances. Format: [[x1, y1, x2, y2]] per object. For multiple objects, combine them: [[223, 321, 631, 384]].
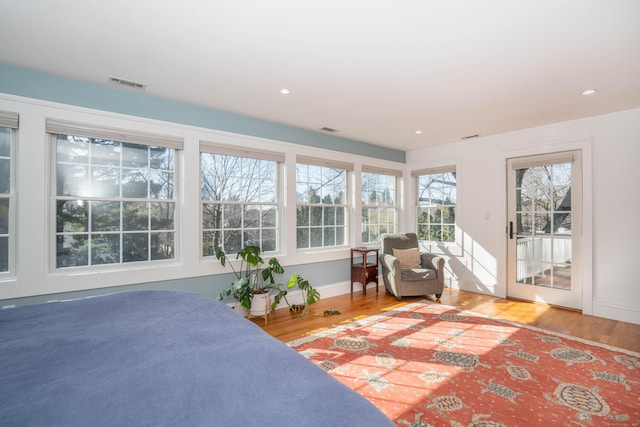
[[435, 293, 442, 304]]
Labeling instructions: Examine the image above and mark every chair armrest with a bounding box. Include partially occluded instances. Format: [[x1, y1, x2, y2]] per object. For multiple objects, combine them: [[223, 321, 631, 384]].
[[380, 253, 400, 273], [421, 253, 445, 273]]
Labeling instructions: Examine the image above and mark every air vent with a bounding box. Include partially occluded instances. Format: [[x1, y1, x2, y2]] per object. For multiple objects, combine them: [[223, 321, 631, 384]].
[[461, 134, 480, 140], [320, 127, 339, 133], [108, 76, 147, 90]]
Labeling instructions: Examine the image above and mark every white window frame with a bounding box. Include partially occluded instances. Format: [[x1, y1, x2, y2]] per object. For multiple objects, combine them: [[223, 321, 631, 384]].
[[0, 111, 18, 277], [199, 141, 284, 257], [413, 166, 457, 245], [361, 166, 400, 245], [296, 156, 352, 250], [48, 119, 183, 270]]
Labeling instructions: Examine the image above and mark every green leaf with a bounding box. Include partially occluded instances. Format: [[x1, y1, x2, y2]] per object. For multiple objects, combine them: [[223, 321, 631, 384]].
[[287, 274, 298, 288], [215, 249, 227, 266]]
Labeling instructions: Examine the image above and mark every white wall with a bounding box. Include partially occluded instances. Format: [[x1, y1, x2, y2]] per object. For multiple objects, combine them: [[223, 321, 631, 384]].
[[406, 108, 640, 325]]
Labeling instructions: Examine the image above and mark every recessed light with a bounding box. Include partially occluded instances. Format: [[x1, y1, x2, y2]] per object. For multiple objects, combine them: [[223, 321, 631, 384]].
[[415, 130, 423, 134], [280, 88, 291, 95], [581, 89, 596, 96]]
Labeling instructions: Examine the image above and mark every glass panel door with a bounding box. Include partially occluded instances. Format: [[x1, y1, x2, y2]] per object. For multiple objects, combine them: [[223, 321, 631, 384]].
[[507, 151, 582, 309]]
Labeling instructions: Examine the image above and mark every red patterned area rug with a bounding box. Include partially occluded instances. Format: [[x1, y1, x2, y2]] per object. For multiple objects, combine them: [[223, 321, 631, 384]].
[[289, 301, 640, 426]]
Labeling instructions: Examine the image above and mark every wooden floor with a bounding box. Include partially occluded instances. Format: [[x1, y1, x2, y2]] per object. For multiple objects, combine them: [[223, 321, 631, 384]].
[[258, 286, 640, 353]]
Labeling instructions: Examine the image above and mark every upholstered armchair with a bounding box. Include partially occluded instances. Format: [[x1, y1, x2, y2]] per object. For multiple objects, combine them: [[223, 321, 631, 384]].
[[380, 233, 444, 302]]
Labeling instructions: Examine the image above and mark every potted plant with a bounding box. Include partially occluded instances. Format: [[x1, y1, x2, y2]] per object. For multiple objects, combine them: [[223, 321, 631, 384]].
[[216, 245, 319, 317], [271, 273, 320, 317]]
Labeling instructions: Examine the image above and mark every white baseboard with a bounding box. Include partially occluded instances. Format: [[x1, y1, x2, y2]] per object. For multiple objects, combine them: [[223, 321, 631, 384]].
[[592, 300, 640, 325]]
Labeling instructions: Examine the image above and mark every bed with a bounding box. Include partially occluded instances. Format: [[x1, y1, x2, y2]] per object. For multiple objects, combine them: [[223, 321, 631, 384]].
[[0, 290, 394, 426]]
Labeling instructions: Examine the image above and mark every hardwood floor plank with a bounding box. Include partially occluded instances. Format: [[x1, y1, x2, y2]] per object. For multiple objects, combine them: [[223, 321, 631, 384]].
[[257, 286, 640, 353]]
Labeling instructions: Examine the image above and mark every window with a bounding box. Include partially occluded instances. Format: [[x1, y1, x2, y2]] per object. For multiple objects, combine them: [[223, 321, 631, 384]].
[[296, 157, 351, 249], [200, 143, 282, 256], [0, 111, 18, 274], [414, 167, 456, 243], [48, 120, 182, 268], [361, 167, 400, 244]]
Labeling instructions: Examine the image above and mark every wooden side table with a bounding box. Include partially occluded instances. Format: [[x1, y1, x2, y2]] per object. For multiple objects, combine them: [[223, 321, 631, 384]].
[[350, 247, 379, 295]]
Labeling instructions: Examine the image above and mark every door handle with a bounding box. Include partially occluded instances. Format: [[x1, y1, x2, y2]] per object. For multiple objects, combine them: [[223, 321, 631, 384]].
[[509, 221, 514, 239]]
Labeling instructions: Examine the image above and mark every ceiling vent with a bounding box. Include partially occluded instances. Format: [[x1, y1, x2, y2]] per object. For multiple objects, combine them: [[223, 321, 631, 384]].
[[320, 127, 339, 133], [108, 76, 147, 91]]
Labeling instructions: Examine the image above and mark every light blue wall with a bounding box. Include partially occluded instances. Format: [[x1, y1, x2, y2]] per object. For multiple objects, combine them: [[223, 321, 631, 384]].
[[0, 62, 404, 162]]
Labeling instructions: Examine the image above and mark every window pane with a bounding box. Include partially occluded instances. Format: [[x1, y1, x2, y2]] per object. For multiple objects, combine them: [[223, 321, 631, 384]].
[[243, 230, 260, 247], [224, 230, 242, 254], [297, 206, 309, 226], [202, 230, 219, 257], [92, 140, 120, 166], [57, 200, 88, 233], [150, 202, 174, 230], [202, 203, 221, 230], [56, 135, 88, 163], [57, 164, 89, 197], [150, 146, 173, 169], [151, 232, 173, 260], [122, 143, 148, 168], [297, 227, 309, 248], [91, 201, 121, 232], [262, 206, 277, 228], [324, 226, 335, 246], [150, 170, 173, 199], [91, 166, 119, 197], [310, 206, 323, 226], [57, 234, 89, 268], [243, 204, 261, 229], [123, 202, 148, 231], [310, 227, 323, 247], [91, 234, 120, 265], [224, 204, 242, 228], [122, 169, 148, 198], [123, 233, 148, 262], [262, 229, 276, 252]]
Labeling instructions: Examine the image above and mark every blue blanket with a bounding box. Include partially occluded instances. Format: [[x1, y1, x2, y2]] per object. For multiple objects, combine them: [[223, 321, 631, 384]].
[[0, 290, 394, 426]]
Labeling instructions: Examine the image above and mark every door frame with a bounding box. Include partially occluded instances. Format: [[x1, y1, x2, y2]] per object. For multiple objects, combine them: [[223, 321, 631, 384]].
[[499, 138, 593, 315]]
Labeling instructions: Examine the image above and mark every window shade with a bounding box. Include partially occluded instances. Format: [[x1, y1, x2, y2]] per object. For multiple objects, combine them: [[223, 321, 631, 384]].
[[509, 151, 575, 170], [199, 141, 285, 163], [0, 111, 19, 129], [411, 165, 455, 177], [46, 119, 183, 149], [296, 155, 354, 171], [362, 165, 402, 177]]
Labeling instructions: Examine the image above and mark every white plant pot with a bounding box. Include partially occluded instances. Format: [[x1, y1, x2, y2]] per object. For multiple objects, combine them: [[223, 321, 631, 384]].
[[249, 292, 271, 316]]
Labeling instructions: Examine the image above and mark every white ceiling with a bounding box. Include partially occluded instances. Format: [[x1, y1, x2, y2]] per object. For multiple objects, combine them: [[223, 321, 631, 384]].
[[2, 0, 639, 152]]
